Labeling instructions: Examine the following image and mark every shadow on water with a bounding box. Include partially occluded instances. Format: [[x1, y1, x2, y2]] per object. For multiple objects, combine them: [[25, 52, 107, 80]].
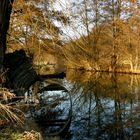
[[2, 68, 140, 140], [19, 82, 72, 138], [65, 70, 140, 140], [0, 80, 72, 140]]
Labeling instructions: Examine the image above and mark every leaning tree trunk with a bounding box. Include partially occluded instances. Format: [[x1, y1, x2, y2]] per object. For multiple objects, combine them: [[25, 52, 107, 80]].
[[0, 0, 14, 72]]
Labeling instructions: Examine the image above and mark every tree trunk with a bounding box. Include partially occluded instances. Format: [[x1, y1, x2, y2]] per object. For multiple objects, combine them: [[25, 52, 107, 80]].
[[0, 0, 14, 71]]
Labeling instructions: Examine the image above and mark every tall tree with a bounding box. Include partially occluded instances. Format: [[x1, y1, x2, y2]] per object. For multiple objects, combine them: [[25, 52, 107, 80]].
[[0, 0, 14, 71], [8, 0, 68, 63]]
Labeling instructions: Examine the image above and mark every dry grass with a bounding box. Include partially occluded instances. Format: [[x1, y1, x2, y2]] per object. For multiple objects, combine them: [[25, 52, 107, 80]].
[[22, 130, 43, 140], [0, 87, 15, 101], [0, 103, 24, 124], [0, 88, 24, 125]]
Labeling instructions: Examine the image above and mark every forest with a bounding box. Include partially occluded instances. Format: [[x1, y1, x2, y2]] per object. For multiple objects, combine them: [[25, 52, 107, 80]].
[[62, 0, 140, 73], [2, 0, 140, 73], [1, 0, 140, 139]]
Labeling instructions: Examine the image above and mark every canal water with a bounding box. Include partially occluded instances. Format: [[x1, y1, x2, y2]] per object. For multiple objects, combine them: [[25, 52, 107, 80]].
[[2, 70, 140, 140], [63, 70, 140, 140]]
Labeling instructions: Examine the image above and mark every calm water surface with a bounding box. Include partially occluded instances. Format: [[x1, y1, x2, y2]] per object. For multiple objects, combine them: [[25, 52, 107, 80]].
[[2, 70, 140, 140], [63, 70, 140, 140]]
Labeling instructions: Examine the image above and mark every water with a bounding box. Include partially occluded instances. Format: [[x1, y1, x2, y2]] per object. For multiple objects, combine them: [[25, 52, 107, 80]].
[[2, 70, 140, 140], [63, 70, 140, 140]]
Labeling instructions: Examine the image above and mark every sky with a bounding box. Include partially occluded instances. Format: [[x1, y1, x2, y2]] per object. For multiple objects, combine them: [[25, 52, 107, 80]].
[[53, 0, 88, 41]]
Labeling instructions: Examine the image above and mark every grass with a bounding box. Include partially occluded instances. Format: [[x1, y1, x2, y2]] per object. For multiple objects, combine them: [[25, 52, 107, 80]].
[[0, 103, 24, 124], [0, 87, 24, 125], [0, 129, 43, 140]]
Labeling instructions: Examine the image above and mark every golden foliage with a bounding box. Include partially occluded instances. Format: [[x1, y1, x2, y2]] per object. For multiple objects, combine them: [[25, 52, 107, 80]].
[[62, 0, 140, 73]]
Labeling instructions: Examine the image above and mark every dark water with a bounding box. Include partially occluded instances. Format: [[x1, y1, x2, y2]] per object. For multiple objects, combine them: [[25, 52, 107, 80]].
[[2, 70, 140, 140], [63, 70, 140, 140]]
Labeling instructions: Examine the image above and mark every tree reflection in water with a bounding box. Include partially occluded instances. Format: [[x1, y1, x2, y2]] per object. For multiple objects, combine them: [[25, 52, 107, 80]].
[[65, 70, 140, 140]]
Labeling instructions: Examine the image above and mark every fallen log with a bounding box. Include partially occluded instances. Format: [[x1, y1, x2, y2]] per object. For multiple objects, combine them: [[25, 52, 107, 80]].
[[38, 72, 66, 79]]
